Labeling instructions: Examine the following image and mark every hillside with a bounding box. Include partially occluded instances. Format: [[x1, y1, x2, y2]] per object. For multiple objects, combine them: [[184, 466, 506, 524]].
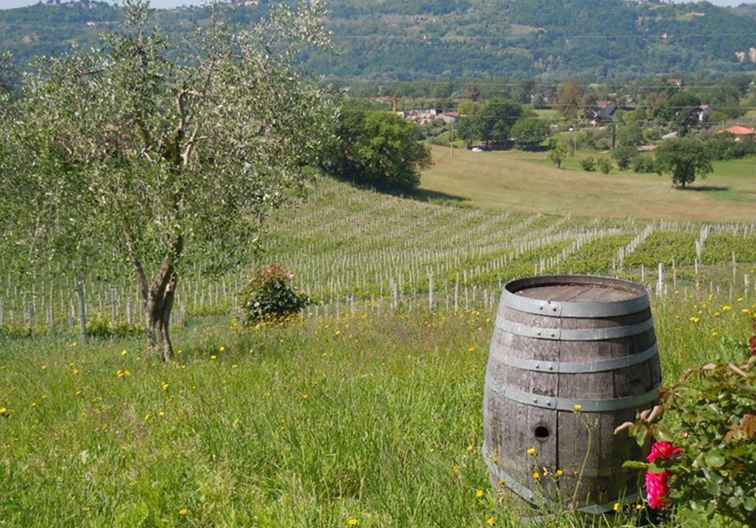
[[2, 0, 756, 79]]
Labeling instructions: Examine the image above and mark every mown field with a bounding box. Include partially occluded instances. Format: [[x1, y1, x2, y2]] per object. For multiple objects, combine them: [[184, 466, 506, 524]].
[[421, 146, 756, 221], [2, 179, 756, 527]]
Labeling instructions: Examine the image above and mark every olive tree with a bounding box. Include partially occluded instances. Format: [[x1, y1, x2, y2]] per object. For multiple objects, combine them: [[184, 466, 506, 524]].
[[0, 0, 335, 360]]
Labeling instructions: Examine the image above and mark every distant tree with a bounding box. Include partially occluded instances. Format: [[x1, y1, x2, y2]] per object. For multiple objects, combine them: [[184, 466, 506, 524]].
[[557, 81, 582, 120], [457, 99, 480, 116], [0, 0, 334, 361], [656, 92, 702, 135], [617, 124, 644, 147], [548, 139, 568, 169], [456, 115, 481, 148], [323, 108, 431, 191], [655, 137, 713, 189], [432, 81, 454, 99], [511, 117, 548, 150], [0, 51, 16, 95], [477, 98, 522, 147], [612, 145, 637, 170], [464, 83, 481, 102]]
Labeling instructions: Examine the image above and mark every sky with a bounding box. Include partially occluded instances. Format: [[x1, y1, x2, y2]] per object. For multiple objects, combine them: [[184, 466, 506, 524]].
[[1, 0, 755, 8]]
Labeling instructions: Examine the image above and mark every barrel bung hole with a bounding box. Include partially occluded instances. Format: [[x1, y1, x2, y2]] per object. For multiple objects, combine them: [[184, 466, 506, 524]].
[[534, 425, 550, 440]]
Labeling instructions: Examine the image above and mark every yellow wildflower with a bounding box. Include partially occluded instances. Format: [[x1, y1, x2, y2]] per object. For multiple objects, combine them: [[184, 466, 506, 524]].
[[532, 471, 541, 481], [178, 507, 189, 517], [346, 518, 359, 527], [722, 305, 732, 312], [486, 516, 496, 526], [219, 346, 225, 352], [573, 404, 583, 413], [613, 502, 622, 513], [121, 350, 127, 357], [161, 383, 169, 391], [475, 489, 485, 498], [468, 346, 476, 353], [527, 447, 538, 457], [689, 316, 700, 324], [210, 355, 217, 360], [0, 407, 9, 417], [555, 469, 564, 478]]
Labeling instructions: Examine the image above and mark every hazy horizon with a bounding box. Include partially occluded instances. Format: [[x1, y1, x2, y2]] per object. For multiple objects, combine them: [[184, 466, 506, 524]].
[[1, 0, 755, 9]]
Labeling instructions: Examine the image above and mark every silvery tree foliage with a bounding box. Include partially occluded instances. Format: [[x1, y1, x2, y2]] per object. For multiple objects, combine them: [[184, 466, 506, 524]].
[[0, 0, 335, 360]]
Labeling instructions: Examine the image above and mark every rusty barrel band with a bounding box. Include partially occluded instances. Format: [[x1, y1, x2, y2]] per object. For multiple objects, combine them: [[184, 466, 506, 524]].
[[502, 276, 650, 319], [483, 448, 640, 514], [486, 375, 661, 412], [493, 343, 659, 374], [495, 317, 654, 341]]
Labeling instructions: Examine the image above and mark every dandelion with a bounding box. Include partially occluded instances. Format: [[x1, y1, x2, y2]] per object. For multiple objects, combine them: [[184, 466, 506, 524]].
[[613, 502, 622, 513], [555, 469, 564, 478], [527, 447, 538, 457], [532, 471, 541, 481], [486, 516, 496, 526], [178, 507, 189, 517], [346, 518, 359, 527], [573, 404, 583, 413], [468, 346, 476, 353], [335, 330, 341, 336], [161, 383, 169, 391], [0, 407, 10, 417], [219, 346, 225, 352], [475, 489, 485, 498]]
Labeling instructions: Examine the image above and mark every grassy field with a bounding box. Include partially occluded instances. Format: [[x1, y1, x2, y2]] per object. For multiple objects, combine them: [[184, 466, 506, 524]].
[[2, 297, 754, 527], [2, 180, 756, 527], [421, 146, 756, 221]]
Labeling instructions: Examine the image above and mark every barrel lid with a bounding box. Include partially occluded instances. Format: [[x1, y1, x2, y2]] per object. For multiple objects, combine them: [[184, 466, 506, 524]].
[[502, 275, 650, 318]]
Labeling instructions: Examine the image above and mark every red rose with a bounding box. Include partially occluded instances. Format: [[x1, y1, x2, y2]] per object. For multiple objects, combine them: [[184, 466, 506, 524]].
[[646, 441, 683, 464], [645, 470, 671, 510]]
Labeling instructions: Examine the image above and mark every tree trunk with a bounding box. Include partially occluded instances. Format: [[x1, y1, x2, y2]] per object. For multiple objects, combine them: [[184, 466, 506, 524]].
[[132, 236, 183, 362], [144, 273, 177, 362]]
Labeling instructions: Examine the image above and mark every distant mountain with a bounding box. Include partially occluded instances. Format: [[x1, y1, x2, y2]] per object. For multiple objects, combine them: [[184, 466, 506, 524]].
[[2, 0, 756, 80]]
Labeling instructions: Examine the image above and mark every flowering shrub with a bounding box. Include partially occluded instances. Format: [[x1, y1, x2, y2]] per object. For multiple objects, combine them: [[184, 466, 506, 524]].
[[619, 327, 756, 525], [238, 265, 311, 325]]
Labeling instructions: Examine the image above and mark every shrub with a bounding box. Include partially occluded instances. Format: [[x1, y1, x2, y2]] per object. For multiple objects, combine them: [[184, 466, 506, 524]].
[[612, 145, 637, 170], [619, 330, 756, 525], [86, 314, 143, 339], [580, 157, 596, 171], [704, 133, 755, 161], [632, 156, 656, 173], [597, 157, 613, 174], [238, 265, 311, 325]]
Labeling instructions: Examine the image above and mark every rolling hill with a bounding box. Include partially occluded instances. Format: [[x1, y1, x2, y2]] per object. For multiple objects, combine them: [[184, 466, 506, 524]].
[[1, 0, 756, 79]]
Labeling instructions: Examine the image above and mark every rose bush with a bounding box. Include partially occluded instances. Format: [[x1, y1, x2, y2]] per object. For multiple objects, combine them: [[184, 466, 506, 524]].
[[618, 325, 756, 525]]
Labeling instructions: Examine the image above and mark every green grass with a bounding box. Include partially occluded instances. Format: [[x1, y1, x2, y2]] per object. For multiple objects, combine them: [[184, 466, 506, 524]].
[[1, 296, 754, 527], [421, 147, 756, 221]]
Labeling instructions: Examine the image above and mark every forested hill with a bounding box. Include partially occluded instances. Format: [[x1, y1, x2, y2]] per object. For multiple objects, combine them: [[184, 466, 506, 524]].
[[2, 0, 756, 80]]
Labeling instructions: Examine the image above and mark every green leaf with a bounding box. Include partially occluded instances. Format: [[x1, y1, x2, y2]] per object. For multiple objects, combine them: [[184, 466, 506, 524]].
[[622, 461, 650, 471], [705, 450, 726, 468]]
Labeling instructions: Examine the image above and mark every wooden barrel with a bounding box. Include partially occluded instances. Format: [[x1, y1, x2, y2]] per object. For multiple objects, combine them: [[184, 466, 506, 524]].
[[483, 276, 662, 514]]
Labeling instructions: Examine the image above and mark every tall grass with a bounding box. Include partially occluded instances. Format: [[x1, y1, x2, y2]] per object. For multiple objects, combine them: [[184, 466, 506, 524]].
[[1, 293, 753, 527]]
